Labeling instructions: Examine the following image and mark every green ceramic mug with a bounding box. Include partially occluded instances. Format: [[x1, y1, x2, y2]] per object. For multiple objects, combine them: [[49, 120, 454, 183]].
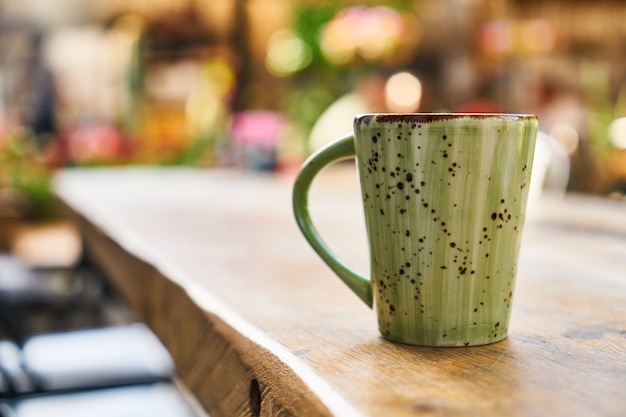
[[293, 113, 538, 346]]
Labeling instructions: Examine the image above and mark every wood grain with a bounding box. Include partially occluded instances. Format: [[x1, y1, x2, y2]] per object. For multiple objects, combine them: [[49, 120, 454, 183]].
[[54, 166, 626, 417]]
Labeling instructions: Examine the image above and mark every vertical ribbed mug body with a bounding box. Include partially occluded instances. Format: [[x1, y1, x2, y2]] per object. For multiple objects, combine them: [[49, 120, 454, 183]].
[[354, 114, 537, 346]]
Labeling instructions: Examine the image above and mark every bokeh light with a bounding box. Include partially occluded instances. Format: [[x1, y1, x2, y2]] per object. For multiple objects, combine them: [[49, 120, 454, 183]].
[[202, 58, 236, 99], [319, 6, 420, 66], [265, 30, 312, 77], [479, 18, 558, 57], [385, 72, 422, 113], [521, 19, 558, 54], [608, 117, 626, 149]]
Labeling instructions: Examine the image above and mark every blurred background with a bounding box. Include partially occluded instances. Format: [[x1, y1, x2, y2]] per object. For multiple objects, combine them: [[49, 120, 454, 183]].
[[0, 0, 626, 408], [1, 0, 626, 235], [0, 0, 624, 411]]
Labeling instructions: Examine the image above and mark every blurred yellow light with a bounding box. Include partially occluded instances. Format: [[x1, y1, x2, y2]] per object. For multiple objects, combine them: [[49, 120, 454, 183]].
[[319, 20, 355, 65], [112, 13, 146, 39], [520, 19, 557, 54], [185, 89, 221, 138], [266, 30, 312, 77], [480, 18, 557, 57], [203, 58, 236, 98], [385, 72, 422, 112]]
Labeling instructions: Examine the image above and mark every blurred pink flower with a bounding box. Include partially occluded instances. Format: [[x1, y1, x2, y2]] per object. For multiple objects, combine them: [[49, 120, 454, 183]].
[[66, 123, 125, 164]]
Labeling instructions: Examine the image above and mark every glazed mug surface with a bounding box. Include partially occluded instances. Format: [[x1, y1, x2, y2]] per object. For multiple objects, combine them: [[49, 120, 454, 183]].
[[293, 113, 538, 346]]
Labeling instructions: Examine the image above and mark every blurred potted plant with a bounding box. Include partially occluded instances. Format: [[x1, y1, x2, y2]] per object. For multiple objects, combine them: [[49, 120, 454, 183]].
[[0, 128, 56, 221], [0, 128, 81, 267]]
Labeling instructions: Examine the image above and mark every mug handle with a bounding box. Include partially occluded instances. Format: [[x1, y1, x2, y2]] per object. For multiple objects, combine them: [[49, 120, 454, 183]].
[[292, 133, 373, 308]]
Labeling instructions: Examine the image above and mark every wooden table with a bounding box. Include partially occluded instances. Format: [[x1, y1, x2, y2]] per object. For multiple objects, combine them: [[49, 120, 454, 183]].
[[53, 166, 626, 417]]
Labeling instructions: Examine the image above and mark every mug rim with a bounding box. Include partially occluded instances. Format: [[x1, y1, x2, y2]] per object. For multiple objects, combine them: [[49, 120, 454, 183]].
[[355, 113, 537, 126]]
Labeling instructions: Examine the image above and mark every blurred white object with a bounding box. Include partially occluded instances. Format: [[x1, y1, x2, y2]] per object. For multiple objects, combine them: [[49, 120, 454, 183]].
[[308, 93, 373, 152], [1, 382, 201, 417], [528, 131, 571, 208], [549, 122, 579, 155], [308, 75, 386, 152], [0, 341, 35, 393], [0, 255, 78, 304], [609, 117, 626, 149], [22, 323, 174, 391]]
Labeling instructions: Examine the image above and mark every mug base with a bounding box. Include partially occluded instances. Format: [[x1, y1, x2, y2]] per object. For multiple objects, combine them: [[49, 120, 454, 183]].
[[380, 331, 508, 347]]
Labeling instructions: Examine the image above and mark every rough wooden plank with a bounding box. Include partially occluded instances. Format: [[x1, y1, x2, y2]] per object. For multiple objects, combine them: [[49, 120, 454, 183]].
[[57, 192, 360, 417], [54, 167, 626, 417]]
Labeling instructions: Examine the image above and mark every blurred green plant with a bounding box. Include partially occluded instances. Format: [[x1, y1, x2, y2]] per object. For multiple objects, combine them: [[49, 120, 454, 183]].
[[278, 2, 420, 153], [0, 131, 56, 221], [281, 5, 379, 149]]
